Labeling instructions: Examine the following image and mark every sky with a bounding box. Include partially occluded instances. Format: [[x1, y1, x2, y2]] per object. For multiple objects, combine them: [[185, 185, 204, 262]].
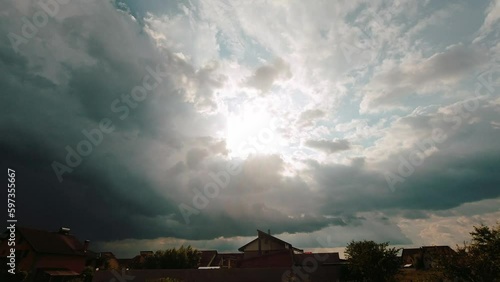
[[1, 0, 499, 258]]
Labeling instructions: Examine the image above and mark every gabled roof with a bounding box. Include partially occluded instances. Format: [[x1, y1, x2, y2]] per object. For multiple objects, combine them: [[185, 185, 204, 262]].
[[238, 230, 303, 253], [17, 227, 86, 256]]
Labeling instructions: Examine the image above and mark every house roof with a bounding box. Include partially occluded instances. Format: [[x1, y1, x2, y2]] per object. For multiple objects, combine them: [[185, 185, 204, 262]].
[[238, 230, 303, 253], [17, 227, 86, 256], [401, 248, 421, 257], [422, 245, 454, 251], [402, 246, 455, 257]]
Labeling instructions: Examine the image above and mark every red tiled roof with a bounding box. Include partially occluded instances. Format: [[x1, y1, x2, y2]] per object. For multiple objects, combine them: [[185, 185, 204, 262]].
[[17, 227, 86, 256]]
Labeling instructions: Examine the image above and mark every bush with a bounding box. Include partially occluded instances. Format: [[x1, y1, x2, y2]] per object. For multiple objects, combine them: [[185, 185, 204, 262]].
[[142, 245, 200, 269], [344, 240, 400, 281]]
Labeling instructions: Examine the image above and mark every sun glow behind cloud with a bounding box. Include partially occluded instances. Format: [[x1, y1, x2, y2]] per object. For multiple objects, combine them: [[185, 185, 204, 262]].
[[225, 101, 285, 158], [2, 0, 500, 258]]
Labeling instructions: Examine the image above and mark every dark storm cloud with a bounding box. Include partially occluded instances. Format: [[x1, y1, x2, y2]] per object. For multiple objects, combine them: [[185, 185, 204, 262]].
[[310, 103, 500, 217], [0, 1, 342, 242], [361, 44, 491, 112], [0, 0, 224, 241], [1, 0, 499, 248]]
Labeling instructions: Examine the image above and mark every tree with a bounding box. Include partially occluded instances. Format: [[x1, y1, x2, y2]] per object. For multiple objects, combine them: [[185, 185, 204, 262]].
[[439, 224, 500, 282], [142, 245, 200, 269], [344, 240, 400, 281]]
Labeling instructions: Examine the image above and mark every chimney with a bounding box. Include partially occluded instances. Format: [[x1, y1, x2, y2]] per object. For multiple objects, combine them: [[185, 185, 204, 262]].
[[59, 227, 70, 235], [268, 229, 271, 235], [83, 240, 90, 252]]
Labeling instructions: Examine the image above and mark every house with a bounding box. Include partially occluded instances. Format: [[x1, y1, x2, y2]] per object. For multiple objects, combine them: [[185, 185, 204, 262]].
[[198, 251, 244, 269], [129, 251, 154, 268], [198, 229, 341, 270], [198, 229, 303, 268], [236, 229, 306, 268], [217, 253, 244, 268], [238, 229, 304, 260], [96, 252, 119, 270], [0, 226, 91, 281], [401, 248, 422, 268], [401, 246, 455, 269], [198, 250, 218, 268], [94, 229, 342, 282], [421, 246, 455, 269]]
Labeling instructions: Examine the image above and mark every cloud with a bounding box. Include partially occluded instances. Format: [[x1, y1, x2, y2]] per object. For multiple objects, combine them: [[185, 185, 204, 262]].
[[305, 139, 351, 154], [475, 0, 500, 41], [245, 58, 291, 93], [185, 148, 209, 169], [296, 109, 325, 128], [361, 44, 490, 113], [1, 0, 500, 255]]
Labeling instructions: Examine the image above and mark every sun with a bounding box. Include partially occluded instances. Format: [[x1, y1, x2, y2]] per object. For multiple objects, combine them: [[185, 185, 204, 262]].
[[225, 103, 282, 158]]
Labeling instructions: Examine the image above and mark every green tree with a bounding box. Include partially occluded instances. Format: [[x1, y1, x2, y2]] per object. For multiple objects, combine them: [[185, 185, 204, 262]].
[[143, 245, 200, 269], [439, 224, 500, 282], [344, 240, 400, 281]]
